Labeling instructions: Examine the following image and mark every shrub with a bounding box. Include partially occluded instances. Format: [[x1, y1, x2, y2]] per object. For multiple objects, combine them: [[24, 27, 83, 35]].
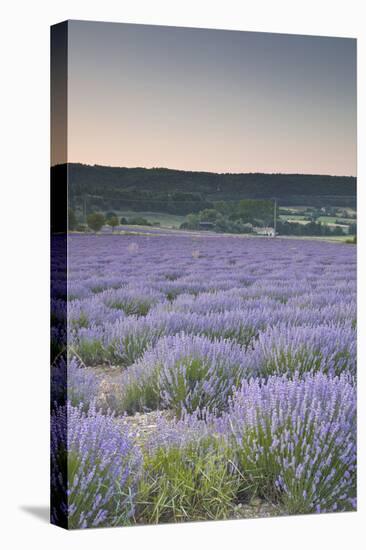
[[51, 402, 141, 529], [74, 340, 105, 366], [251, 324, 356, 378], [104, 316, 166, 367], [68, 296, 125, 328], [128, 216, 151, 226], [217, 372, 356, 514], [71, 326, 106, 366], [108, 366, 161, 415], [158, 334, 247, 415], [119, 334, 248, 416], [67, 358, 100, 409], [135, 437, 240, 524], [51, 357, 100, 410], [103, 287, 163, 317]]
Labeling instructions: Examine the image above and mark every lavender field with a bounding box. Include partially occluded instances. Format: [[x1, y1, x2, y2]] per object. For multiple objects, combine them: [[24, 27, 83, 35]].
[[51, 233, 357, 528]]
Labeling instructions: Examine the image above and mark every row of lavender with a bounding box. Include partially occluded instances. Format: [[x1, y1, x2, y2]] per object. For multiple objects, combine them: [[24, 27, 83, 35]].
[[51, 234, 356, 528]]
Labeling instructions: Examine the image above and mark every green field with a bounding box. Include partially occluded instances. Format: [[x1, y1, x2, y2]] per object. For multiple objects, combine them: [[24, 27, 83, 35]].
[[317, 216, 355, 224], [279, 215, 309, 223], [280, 213, 355, 227]]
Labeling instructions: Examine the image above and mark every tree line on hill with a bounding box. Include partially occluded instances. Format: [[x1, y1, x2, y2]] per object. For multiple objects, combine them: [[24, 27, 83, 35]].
[[58, 163, 356, 215]]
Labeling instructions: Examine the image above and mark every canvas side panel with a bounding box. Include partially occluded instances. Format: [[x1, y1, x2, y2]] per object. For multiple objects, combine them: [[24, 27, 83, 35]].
[[50, 20, 68, 529]]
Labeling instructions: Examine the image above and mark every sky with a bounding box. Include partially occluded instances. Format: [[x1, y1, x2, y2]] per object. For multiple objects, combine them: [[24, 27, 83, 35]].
[[60, 20, 356, 176]]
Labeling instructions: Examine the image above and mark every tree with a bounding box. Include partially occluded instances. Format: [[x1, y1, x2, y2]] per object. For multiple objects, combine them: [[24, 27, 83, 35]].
[[120, 217, 128, 224], [184, 213, 200, 229], [199, 209, 220, 222], [87, 212, 105, 232], [129, 216, 151, 226], [68, 208, 77, 231], [107, 215, 119, 232], [233, 199, 273, 225], [214, 201, 232, 216], [105, 211, 117, 220]]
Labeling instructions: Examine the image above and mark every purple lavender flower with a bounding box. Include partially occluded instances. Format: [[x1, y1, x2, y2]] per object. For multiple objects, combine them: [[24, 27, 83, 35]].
[[250, 323, 356, 377], [119, 333, 249, 415], [51, 402, 141, 529], [61, 233, 356, 521], [215, 372, 356, 513], [67, 358, 100, 409]]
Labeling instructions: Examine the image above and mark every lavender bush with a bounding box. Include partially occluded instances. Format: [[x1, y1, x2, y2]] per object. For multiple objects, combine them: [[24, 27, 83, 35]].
[[51, 402, 141, 529], [251, 323, 356, 377], [116, 333, 249, 415], [51, 357, 99, 410], [215, 372, 356, 513], [67, 358, 100, 409], [55, 233, 357, 524]]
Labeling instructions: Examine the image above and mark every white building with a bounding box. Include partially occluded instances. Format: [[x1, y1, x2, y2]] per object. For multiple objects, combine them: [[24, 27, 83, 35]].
[[253, 227, 276, 237]]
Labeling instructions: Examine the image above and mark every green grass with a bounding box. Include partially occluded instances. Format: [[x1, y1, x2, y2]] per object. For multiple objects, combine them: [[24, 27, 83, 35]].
[[318, 235, 350, 242], [317, 216, 354, 225], [134, 438, 241, 524], [280, 217, 311, 225]]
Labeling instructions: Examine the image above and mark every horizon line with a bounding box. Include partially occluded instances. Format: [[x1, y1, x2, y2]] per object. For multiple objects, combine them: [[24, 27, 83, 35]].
[[51, 162, 357, 179]]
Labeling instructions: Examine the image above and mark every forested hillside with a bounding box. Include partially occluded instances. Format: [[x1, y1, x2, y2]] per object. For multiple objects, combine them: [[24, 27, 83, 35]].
[[54, 163, 357, 214]]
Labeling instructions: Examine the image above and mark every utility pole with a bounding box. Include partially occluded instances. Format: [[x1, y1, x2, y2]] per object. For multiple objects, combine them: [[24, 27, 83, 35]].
[[83, 195, 87, 224], [273, 198, 277, 237]]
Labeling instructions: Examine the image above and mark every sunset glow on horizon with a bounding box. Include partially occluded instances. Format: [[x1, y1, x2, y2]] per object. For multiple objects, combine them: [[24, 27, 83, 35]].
[[59, 21, 356, 176]]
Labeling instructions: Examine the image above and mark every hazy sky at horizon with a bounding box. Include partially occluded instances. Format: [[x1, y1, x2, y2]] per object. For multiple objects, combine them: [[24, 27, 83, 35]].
[[65, 21, 356, 176]]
